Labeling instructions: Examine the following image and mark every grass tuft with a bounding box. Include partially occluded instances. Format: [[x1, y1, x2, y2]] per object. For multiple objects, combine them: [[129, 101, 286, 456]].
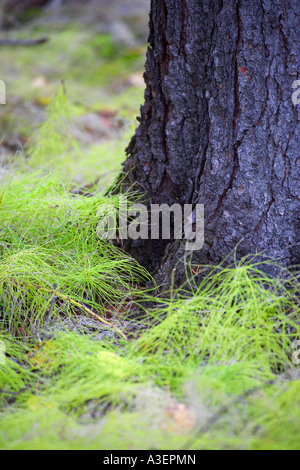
[[0, 77, 299, 450]]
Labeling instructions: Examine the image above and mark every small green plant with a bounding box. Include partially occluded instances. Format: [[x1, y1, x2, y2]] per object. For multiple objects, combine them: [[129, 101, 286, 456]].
[[134, 260, 300, 383], [0, 85, 150, 339], [27, 83, 80, 171], [0, 169, 150, 338], [0, 81, 299, 450], [0, 263, 299, 450]]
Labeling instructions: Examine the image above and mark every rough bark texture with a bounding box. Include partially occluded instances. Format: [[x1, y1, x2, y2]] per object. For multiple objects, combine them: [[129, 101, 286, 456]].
[[122, 0, 300, 288]]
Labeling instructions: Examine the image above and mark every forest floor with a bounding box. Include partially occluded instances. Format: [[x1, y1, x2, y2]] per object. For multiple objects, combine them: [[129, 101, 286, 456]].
[[0, 7, 300, 450]]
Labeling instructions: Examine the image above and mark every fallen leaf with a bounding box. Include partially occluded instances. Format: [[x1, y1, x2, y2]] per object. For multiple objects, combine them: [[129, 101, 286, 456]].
[[161, 399, 196, 434]]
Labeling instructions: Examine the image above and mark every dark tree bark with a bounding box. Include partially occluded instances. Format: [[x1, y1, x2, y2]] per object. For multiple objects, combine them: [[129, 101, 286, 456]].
[[122, 0, 300, 288]]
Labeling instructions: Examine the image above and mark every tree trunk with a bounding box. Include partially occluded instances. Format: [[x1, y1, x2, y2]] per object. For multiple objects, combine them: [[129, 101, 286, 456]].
[[122, 0, 300, 288]]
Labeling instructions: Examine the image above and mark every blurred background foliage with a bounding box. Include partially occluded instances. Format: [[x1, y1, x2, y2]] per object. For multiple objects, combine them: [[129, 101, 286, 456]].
[[0, 0, 149, 187]]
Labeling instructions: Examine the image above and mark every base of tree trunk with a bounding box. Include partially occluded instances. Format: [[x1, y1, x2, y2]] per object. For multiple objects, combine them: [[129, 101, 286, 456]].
[[122, 0, 300, 289]]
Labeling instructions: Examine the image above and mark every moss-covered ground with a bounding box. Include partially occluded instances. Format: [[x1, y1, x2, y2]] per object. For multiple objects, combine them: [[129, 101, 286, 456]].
[[0, 16, 300, 450]]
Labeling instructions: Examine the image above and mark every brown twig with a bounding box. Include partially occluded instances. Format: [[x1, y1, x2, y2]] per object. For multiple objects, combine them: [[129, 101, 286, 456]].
[[0, 37, 49, 46], [11, 280, 128, 341]]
